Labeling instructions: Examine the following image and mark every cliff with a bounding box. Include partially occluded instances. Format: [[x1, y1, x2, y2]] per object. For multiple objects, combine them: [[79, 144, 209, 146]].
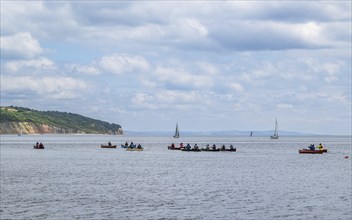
[[0, 106, 123, 135]]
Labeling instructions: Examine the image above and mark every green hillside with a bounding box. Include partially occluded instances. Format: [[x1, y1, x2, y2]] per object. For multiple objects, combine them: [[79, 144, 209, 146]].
[[0, 106, 122, 134]]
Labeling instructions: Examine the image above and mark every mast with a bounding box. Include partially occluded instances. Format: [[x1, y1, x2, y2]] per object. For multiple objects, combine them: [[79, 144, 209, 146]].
[[270, 118, 279, 139]]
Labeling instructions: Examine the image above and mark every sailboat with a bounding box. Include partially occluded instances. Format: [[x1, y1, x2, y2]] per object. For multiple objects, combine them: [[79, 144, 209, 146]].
[[270, 118, 279, 139], [250, 131, 253, 137], [173, 123, 180, 138]]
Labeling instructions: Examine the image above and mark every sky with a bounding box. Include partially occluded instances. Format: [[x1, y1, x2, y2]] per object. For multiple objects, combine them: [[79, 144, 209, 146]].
[[1, 1, 351, 135]]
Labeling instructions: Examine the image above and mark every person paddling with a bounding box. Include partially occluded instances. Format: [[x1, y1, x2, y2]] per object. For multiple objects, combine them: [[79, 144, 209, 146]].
[[308, 144, 315, 150]]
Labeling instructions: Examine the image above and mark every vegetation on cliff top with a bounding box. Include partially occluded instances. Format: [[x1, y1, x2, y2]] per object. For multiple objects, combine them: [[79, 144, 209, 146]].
[[0, 106, 122, 134]]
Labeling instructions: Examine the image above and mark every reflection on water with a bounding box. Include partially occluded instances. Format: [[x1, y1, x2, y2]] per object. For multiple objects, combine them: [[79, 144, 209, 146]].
[[1, 135, 351, 219]]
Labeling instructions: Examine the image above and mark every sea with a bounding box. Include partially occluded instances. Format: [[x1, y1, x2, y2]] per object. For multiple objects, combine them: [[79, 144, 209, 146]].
[[0, 134, 351, 220]]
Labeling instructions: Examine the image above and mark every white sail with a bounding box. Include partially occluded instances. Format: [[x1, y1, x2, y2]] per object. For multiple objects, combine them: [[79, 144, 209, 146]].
[[173, 123, 180, 138], [270, 118, 279, 139]]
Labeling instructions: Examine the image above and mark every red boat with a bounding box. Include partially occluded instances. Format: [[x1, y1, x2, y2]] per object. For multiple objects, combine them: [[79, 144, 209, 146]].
[[299, 149, 324, 154]]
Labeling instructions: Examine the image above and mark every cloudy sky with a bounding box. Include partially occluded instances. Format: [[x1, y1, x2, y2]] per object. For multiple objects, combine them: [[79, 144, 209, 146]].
[[1, 1, 351, 135]]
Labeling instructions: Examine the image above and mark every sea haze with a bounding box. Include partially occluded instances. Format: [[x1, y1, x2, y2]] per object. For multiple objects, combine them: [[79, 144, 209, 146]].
[[125, 130, 317, 137], [0, 135, 351, 220]]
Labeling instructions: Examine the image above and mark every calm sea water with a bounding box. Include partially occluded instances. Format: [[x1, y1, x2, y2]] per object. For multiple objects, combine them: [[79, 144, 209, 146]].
[[0, 135, 351, 220]]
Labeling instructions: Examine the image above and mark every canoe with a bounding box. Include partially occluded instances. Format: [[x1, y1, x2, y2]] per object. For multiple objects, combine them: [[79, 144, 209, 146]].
[[299, 149, 324, 154], [101, 144, 117, 148], [220, 148, 237, 152], [126, 148, 144, 151], [181, 148, 201, 152], [201, 148, 220, 152], [33, 145, 44, 149]]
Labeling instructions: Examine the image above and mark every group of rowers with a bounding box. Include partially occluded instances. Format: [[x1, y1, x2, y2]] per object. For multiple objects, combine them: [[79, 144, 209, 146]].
[[35, 142, 44, 148], [308, 143, 325, 150], [169, 143, 235, 150], [123, 141, 143, 149]]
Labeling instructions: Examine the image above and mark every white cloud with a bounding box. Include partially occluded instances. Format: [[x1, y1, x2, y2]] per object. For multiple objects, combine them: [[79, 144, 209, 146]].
[[98, 53, 150, 75], [1, 76, 89, 99], [277, 103, 293, 109], [185, 18, 208, 37], [1, 32, 44, 59], [229, 82, 244, 93], [68, 63, 100, 75], [154, 66, 213, 89], [4, 57, 56, 73]]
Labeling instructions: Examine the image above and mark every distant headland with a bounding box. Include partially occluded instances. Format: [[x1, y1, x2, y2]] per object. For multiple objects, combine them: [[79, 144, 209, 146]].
[[0, 106, 123, 135]]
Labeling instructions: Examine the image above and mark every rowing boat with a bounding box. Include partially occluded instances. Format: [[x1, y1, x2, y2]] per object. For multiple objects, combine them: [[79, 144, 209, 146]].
[[126, 147, 144, 151], [101, 144, 117, 148], [181, 148, 201, 152], [220, 148, 237, 152], [168, 146, 183, 150], [201, 148, 220, 152], [33, 145, 44, 149], [299, 149, 324, 154]]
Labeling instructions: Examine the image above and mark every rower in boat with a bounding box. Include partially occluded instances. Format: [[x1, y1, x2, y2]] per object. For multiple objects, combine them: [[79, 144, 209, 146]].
[[230, 145, 234, 150], [193, 144, 199, 150], [308, 144, 315, 150], [318, 143, 324, 150], [108, 141, 112, 146], [180, 143, 184, 149], [212, 144, 217, 150], [137, 144, 142, 149], [221, 144, 226, 150], [186, 143, 191, 150], [170, 143, 175, 149], [205, 144, 210, 150], [129, 142, 135, 148]]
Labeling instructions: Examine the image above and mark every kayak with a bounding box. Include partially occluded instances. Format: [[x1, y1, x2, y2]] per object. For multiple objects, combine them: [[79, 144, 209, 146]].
[[126, 147, 144, 151], [101, 144, 117, 148], [299, 149, 324, 154]]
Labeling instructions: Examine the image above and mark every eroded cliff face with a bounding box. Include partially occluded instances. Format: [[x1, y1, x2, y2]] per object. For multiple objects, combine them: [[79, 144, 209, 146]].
[[0, 122, 123, 134], [0, 122, 69, 134]]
